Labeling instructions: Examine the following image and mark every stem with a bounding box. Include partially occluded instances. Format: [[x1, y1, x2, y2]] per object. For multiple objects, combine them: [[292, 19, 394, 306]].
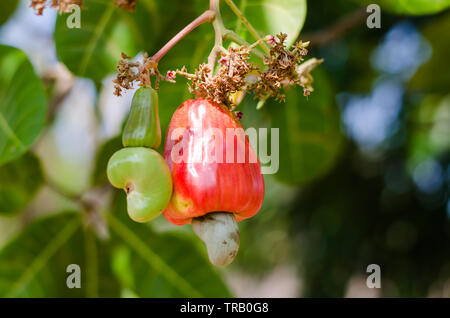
[[223, 0, 270, 55], [207, 0, 226, 75], [223, 30, 265, 60], [151, 10, 216, 63], [45, 178, 83, 203], [301, 8, 367, 48], [152, 0, 267, 73]]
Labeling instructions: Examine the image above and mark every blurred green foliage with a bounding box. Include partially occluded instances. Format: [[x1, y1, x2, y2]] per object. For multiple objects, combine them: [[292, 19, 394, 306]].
[[0, 0, 449, 298], [358, 0, 450, 15], [0, 0, 18, 25], [221, 0, 307, 47], [266, 69, 343, 185], [409, 13, 450, 92], [0, 44, 47, 165], [0, 152, 43, 215]]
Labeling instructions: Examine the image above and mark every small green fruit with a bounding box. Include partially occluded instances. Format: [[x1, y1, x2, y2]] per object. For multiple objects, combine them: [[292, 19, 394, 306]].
[[107, 147, 172, 223], [122, 87, 161, 149]]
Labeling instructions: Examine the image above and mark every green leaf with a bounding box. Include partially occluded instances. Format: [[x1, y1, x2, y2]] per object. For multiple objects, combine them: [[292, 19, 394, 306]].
[[359, 0, 450, 15], [0, 152, 43, 215], [54, 0, 140, 83], [134, 0, 201, 52], [108, 195, 232, 297], [0, 213, 120, 297], [0, 45, 47, 165], [54, 0, 205, 83], [0, 0, 18, 25], [222, 0, 307, 46], [266, 68, 343, 185]]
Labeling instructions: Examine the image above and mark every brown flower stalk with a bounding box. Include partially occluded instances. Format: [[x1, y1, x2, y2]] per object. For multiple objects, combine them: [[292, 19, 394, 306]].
[[174, 33, 323, 108], [254, 33, 311, 102], [112, 53, 162, 96], [114, 0, 139, 12], [29, 0, 47, 15], [172, 45, 259, 107], [30, 0, 83, 15], [113, 33, 323, 108]]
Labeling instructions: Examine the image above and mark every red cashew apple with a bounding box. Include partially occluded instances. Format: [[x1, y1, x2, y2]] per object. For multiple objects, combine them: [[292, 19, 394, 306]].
[[163, 99, 265, 265]]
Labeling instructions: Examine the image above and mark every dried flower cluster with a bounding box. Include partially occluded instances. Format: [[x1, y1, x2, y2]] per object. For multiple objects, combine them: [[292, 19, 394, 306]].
[[172, 33, 323, 108], [171, 45, 259, 107], [29, 0, 83, 15], [114, 0, 139, 12], [113, 33, 323, 109], [254, 33, 316, 102], [112, 53, 160, 96]]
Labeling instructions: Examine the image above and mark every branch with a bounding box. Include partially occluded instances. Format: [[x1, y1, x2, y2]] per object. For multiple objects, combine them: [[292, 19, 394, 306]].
[[44, 178, 112, 238], [41, 63, 76, 124], [301, 8, 368, 48], [152, 10, 216, 62], [207, 0, 225, 74]]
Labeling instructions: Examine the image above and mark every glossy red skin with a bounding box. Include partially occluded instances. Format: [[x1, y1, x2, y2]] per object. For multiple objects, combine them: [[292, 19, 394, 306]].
[[163, 99, 265, 225]]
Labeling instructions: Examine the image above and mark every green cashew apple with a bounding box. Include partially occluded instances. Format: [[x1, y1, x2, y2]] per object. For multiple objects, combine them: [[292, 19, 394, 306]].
[[107, 147, 172, 223], [122, 86, 161, 149]]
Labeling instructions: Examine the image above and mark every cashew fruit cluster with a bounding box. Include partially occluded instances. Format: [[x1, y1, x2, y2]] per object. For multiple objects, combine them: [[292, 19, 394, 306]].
[[107, 87, 172, 223], [107, 94, 265, 266]]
